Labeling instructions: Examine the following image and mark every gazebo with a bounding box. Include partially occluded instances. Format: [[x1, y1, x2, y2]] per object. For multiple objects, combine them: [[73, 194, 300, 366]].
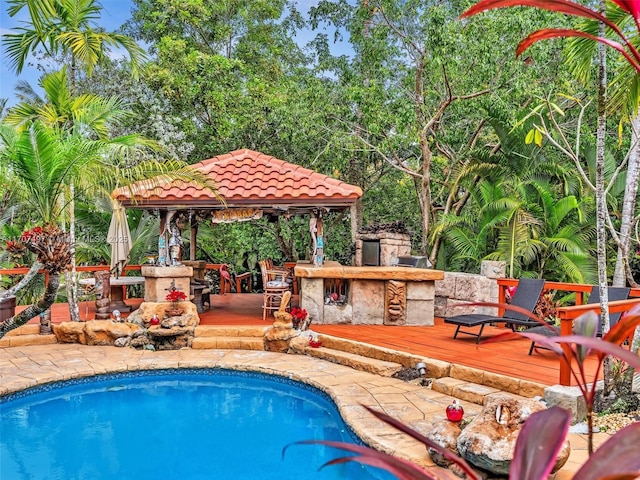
[[112, 148, 363, 265]]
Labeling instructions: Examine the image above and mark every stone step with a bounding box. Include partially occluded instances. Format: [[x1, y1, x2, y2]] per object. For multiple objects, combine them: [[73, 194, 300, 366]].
[[194, 325, 265, 338], [191, 336, 264, 350], [5, 324, 40, 336], [431, 377, 532, 405], [301, 345, 404, 377], [0, 334, 57, 348]]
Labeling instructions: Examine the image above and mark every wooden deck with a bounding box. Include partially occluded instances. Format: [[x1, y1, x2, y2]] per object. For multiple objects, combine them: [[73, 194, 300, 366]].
[[20, 293, 602, 387]]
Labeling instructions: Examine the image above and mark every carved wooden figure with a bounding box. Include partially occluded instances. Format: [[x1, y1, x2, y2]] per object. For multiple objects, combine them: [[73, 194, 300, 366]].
[[94, 271, 111, 320], [385, 280, 406, 324]]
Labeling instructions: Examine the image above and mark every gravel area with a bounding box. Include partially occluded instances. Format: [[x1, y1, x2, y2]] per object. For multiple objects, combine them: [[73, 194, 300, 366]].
[[593, 411, 640, 434]]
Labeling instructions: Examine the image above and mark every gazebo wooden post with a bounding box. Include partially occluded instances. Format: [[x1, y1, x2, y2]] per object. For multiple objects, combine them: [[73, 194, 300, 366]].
[[189, 213, 198, 261]]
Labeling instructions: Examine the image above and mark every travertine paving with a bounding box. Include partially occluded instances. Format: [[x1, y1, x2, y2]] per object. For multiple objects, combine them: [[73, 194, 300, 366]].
[[0, 344, 604, 478]]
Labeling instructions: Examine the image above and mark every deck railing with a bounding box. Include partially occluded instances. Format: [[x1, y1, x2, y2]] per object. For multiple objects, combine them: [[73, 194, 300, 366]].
[[0, 264, 228, 300], [496, 279, 640, 385]]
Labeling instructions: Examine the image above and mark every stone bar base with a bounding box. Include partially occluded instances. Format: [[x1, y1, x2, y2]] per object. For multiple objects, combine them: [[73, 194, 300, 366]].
[[142, 266, 193, 302], [295, 262, 443, 326]]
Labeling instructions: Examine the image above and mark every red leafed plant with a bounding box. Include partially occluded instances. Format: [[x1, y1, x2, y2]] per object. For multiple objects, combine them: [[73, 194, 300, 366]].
[[291, 307, 308, 329], [5, 240, 25, 256], [165, 289, 187, 304], [460, 1, 640, 75]]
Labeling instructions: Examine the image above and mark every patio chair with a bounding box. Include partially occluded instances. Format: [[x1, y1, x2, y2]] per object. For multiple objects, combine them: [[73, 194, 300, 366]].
[[444, 277, 545, 343], [259, 259, 291, 321], [527, 285, 631, 355], [265, 258, 293, 290]]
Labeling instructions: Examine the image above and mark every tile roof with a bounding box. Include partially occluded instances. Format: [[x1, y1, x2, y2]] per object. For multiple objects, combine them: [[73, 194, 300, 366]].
[[114, 149, 362, 212]]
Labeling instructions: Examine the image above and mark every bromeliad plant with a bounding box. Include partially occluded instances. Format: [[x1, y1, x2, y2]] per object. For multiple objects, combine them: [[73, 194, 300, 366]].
[[165, 286, 187, 308], [290, 307, 308, 329], [286, 303, 640, 479]]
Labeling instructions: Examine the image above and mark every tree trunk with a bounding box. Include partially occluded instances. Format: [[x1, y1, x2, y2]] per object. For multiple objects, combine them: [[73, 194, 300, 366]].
[[613, 115, 640, 287], [0, 273, 60, 338], [65, 183, 80, 321], [614, 116, 640, 401], [0, 262, 43, 300], [594, 13, 613, 400]]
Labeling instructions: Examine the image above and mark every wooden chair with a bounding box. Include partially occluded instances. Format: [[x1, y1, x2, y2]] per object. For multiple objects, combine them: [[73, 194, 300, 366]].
[[219, 264, 252, 294], [265, 258, 293, 291], [259, 259, 291, 321]]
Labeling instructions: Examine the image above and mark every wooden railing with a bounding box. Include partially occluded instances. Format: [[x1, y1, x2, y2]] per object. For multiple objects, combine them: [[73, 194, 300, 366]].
[[1, 264, 228, 298], [496, 279, 640, 385]]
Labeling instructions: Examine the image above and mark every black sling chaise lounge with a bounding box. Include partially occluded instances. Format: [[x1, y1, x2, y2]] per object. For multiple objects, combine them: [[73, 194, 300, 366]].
[[444, 277, 546, 343], [527, 285, 631, 355]]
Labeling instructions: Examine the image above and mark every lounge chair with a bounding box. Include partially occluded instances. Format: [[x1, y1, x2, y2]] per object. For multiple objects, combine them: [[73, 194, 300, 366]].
[[527, 285, 631, 355], [444, 278, 545, 343]]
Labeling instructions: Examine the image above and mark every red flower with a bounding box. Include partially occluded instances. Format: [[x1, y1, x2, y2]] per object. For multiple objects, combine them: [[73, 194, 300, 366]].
[[166, 289, 187, 303], [20, 226, 44, 243], [291, 307, 307, 321]]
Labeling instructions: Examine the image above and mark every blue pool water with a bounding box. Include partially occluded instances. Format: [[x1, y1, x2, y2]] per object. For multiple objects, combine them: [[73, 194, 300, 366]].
[[1, 369, 394, 480]]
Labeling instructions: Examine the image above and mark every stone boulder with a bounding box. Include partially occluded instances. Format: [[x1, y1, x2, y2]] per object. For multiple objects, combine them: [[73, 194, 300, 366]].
[[84, 320, 144, 346], [425, 418, 463, 469], [456, 394, 570, 476], [126, 301, 199, 350], [127, 301, 199, 328], [53, 321, 87, 344], [54, 320, 144, 346]]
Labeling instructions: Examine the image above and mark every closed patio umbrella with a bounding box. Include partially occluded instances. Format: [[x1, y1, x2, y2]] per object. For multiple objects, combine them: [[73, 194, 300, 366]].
[[108, 200, 132, 277]]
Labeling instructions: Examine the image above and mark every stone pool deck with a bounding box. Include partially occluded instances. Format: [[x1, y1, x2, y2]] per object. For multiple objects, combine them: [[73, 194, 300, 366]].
[[0, 344, 609, 478]]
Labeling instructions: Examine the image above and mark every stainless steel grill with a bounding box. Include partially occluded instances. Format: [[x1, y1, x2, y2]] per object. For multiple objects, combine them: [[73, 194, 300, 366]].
[[392, 255, 432, 269]]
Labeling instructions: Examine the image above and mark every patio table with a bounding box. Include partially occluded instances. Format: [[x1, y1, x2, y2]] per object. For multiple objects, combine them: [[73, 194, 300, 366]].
[[80, 276, 145, 313]]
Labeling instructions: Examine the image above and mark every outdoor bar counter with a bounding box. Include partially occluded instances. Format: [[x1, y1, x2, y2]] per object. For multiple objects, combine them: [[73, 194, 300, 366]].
[[295, 261, 444, 326]]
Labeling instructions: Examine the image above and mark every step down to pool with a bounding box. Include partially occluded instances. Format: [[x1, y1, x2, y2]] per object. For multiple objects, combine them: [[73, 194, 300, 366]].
[[301, 345, 404, 377], [0, 334, 57, 348], [431, 376, 533, 405], [192, 336, 264, 350], [192, 325, 266, 350]]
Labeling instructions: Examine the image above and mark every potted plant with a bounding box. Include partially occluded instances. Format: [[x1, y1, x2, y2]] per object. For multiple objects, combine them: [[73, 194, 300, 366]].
[[165, 286, 187, 317], [291, 307, 308, 330]]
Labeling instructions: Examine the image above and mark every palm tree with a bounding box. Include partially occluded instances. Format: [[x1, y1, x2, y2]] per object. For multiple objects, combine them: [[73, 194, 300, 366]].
[[3, 0, 147, 320], [3, 0, 146, 83], [0, 121, 100, 336]]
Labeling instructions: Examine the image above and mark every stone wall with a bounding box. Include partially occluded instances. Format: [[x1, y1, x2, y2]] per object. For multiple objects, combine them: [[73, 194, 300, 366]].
[[434, 261, 506, 318]]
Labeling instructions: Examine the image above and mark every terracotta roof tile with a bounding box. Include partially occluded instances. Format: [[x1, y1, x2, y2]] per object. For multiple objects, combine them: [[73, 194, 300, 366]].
[[114, 149, 362, 211]]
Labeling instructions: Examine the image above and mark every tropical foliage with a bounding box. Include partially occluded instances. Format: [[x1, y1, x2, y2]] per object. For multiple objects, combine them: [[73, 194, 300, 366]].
[[1, 0, 639, 305]]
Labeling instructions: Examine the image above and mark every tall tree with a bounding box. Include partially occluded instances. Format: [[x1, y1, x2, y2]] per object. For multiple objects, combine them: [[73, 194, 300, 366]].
[[0, 121, 95, 336], [3, 0, 148, 320], [310, 0, 569, 265], [462, 0, 640, 397]]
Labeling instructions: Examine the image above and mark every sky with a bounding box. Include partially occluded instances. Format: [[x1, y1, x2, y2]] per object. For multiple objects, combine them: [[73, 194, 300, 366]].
[[0, 0, 330, 108], [0, 0, 134, 107]]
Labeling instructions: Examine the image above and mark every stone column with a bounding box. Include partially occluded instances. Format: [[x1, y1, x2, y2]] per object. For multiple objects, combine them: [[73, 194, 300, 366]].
[[142, 266, 193, 302]]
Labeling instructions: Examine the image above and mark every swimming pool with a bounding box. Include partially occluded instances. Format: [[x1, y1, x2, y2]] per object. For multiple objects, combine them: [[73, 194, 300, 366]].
[[1, 369, 394, 480]]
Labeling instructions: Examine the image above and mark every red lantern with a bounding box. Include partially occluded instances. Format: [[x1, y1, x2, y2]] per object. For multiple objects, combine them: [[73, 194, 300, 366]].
[[150, 314, 160, 326], [446, 400, 464, 422]]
